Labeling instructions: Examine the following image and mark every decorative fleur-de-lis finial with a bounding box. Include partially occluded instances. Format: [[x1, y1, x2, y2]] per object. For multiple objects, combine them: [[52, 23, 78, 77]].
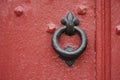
[[61, 12, 80, 36]]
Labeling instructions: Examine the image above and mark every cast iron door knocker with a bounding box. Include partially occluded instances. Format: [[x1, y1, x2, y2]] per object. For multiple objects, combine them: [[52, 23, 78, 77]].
[[52, 12, 87, 66]]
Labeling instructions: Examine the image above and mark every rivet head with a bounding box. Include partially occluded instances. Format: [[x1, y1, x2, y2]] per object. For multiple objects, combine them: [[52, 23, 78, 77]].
[[76, 6, 87, 15], [116, 25, 120, 35], [14, 6, 24, 16], [47, 23, 56, 33]]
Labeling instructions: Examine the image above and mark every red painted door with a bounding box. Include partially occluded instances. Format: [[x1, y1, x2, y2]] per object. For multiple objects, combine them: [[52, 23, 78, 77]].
[[111, 0, 120, 80], [0, 0, 114, 80]]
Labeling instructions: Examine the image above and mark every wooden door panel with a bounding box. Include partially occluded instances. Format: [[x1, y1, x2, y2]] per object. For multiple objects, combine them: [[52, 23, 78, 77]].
[[0, 0, 96, 80], [111, 0, 120, 80]]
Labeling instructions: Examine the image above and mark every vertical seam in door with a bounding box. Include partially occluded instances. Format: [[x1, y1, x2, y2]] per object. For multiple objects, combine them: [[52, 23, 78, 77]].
[[94, 0, 97, 80]]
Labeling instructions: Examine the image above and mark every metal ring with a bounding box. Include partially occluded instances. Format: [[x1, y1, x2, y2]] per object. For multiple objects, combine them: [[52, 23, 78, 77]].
[[52, 26, 87, 58]]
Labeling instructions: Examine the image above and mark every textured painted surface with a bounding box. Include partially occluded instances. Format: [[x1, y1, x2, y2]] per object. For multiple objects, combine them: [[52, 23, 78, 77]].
[[111, 0, 120, 80], [96, 0, 111, 80], [0, 0, 96, 80]]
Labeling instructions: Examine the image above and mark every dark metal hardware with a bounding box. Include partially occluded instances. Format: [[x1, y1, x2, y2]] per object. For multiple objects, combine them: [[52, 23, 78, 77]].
[[61, 12, 80, 36], [52, 12, 87, 66]]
